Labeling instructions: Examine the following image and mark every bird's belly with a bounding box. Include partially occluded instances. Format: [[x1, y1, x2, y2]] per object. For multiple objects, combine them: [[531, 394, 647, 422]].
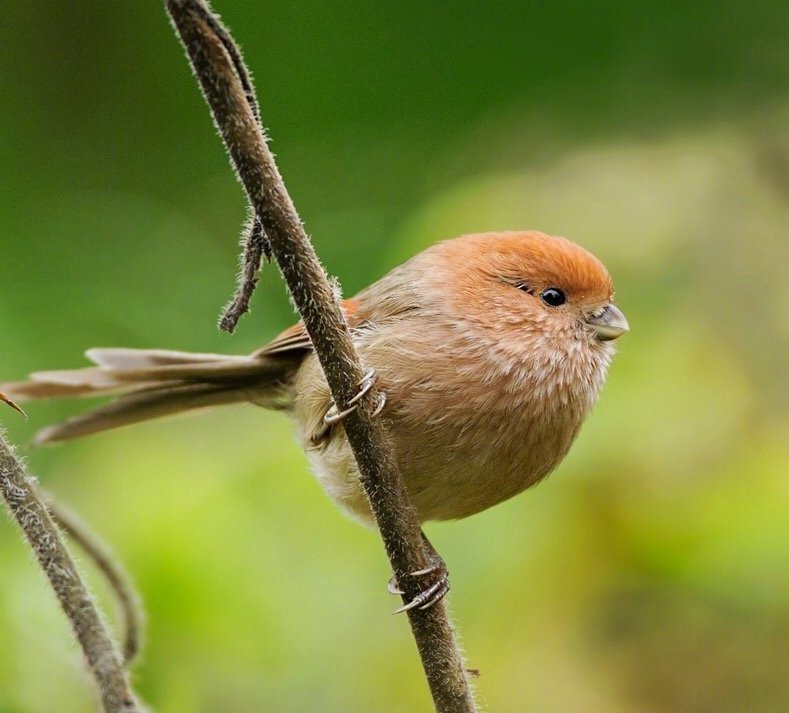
[[303, 434, 377, 525], [302, 417, 575, 525], [396, 427, 571, 521], [290, 346, 589, 524]]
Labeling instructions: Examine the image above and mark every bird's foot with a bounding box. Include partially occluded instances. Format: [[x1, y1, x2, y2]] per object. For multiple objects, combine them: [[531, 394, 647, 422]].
[[388, 555, 450, 615], [323, 367, 386, 425]]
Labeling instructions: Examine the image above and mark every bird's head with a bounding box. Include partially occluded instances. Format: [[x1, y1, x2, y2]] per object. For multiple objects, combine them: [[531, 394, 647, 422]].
[[429, 230, 628, 365]]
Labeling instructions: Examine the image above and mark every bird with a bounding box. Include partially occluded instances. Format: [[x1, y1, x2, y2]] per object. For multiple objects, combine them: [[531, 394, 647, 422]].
[[2, 230, 628, 611]]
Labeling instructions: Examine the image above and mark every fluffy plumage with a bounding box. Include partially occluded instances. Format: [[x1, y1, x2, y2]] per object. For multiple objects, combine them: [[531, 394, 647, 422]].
[[2, 231, 627, 524]]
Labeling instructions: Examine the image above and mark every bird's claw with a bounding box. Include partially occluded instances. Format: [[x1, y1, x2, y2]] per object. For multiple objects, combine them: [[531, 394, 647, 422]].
[[323, 368, 386, 425], [386, 578, 405, 596], [389, 561, 450, 615]]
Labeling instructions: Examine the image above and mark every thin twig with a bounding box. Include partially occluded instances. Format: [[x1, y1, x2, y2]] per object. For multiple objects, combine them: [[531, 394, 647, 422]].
[[0, 431, 143, 713], [46, 493, 145, 665], [219, 209, 270, 332], [186, 0, 272, 333], [165, 2, 478, 710], [0, 391, 27, 418]]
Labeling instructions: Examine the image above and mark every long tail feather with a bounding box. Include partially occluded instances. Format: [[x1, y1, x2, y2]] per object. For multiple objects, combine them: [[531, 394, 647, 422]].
[[86, 348, 241, 369], [0, 346, 301, 443], [34, 382, 249, 444]]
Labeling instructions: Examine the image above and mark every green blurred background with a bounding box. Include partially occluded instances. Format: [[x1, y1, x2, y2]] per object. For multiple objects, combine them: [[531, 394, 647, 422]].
[[1, 1, 788, 711]]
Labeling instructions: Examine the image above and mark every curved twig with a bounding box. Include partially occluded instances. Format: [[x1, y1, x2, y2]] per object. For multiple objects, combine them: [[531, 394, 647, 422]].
[[184, 0, 271, 334], [165, 2, 478, 710], [219, 209, 270, 332], [0, 431, 143, 712], [46, 493, 145, 665]]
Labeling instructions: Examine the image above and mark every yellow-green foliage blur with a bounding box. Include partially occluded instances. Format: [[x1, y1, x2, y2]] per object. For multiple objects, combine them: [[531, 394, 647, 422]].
[[1, 2, 787, 712]]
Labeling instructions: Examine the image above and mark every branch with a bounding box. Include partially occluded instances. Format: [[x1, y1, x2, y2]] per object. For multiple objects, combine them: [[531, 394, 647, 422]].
[[180, 0, 272, 334], [164, 2, 478, 710], [0, 431, 143, 713], [219, 209, 270, 332], [46, 493, 145, 665]]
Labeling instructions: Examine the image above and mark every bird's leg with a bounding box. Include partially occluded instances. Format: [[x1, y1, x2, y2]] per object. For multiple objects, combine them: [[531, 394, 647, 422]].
[[323, 367, 386, 425], [0, 392, 26, 418], [389, 530, 450, 614]]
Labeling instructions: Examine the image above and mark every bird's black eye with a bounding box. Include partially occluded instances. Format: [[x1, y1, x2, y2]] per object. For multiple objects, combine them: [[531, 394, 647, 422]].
[[540, 288, 566, 307]]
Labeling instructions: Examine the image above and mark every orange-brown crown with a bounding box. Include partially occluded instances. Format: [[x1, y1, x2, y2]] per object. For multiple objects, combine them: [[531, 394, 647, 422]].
[[433, 231, 614, 307]]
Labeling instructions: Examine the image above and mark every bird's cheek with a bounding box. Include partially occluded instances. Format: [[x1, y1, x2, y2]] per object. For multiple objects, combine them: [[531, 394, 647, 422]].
[[571, 319, 604, 347]]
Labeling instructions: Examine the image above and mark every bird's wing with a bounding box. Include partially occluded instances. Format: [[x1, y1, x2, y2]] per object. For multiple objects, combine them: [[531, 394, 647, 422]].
[[254, 298, 363, 357], [256, 261, 425, 358]]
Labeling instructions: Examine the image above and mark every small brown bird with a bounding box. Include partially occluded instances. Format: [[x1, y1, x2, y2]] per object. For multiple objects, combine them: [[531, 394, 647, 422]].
[[3, 231, 627, 608]]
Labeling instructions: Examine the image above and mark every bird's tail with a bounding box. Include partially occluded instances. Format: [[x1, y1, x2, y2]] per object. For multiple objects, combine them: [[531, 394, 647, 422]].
[[0, 348, 298, 444]]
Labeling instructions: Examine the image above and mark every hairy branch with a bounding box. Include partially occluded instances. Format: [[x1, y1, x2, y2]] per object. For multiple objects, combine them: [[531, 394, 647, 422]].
[[0, 431, 142, 712], [189, 0, 272, 334], [219, 210, 270, 332], [165, 2, 478, 710], [47, 494, 145, 665]]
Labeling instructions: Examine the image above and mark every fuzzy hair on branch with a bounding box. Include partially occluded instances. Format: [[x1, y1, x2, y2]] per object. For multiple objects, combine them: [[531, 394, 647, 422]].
[[219, 209, 271, 333], [165, 1, 478, 710], [178, 0, 272, 332], [0, 431, 143, 713], [46, 493, 146, 665]]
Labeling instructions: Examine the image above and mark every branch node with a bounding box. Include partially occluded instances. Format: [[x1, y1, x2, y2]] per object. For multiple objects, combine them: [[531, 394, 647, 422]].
[[0, 431, 143, 713], [46, 493, 146, 665]]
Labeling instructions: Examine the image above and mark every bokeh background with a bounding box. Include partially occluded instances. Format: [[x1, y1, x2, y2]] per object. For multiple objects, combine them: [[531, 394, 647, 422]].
[[1, 1, 788, 711]]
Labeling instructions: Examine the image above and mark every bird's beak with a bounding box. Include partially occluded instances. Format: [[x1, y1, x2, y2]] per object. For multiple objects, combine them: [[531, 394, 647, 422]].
[[586, 304, 629, 341]]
